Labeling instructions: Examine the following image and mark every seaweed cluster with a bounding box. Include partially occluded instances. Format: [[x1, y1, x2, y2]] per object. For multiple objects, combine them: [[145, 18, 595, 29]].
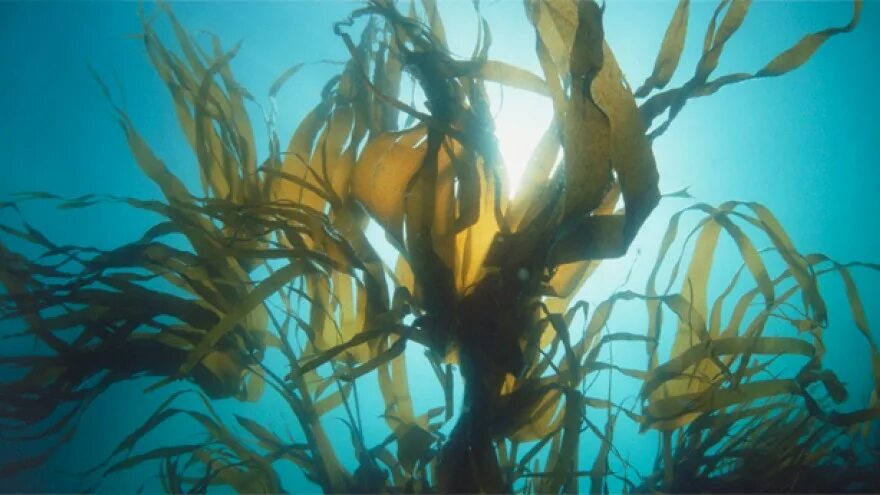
[[1, 0, 878, 493]]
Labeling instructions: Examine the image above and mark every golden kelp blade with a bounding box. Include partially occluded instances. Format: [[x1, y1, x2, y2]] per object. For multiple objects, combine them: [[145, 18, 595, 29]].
[[630, 203, 880, 489], [351, 128, 426, 242], [639, 0, 863, 138], [635, 0, 690, 97], [517, 0, 660, 267], [0, 12, 381, 491], [0, 1, 876, 493]]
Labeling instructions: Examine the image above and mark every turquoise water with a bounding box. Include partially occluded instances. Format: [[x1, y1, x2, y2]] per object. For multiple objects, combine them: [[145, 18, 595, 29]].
[[1, 1, 879, 492]]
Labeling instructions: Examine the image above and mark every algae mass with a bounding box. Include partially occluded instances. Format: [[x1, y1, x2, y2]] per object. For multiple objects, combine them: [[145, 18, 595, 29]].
[[1, 0, 879, 493]]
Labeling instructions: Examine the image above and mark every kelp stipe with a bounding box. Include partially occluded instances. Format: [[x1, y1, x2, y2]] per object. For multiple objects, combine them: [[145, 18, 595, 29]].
[[0, 0, 878, 493]]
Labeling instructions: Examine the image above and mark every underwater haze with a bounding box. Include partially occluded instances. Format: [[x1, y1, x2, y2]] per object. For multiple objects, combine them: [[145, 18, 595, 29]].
[[1, 0, 880, 493]]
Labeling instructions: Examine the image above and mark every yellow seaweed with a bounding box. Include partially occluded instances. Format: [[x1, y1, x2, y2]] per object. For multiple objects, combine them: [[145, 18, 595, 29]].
[[0, 1, 877, 494]]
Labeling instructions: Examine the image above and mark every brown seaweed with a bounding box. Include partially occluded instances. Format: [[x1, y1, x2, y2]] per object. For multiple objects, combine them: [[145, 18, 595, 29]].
[[0, 0, 877, 493]]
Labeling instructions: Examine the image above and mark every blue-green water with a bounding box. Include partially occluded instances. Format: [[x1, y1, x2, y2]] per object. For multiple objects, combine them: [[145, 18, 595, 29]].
[[1, 1, 879, 493]]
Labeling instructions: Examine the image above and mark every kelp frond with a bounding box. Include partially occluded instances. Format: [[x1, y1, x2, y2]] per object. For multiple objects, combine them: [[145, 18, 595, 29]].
[[0, 1, 877, 494]]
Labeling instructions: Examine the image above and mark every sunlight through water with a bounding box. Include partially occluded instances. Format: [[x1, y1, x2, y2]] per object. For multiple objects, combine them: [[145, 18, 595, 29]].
[[492, 87, 554, 197]]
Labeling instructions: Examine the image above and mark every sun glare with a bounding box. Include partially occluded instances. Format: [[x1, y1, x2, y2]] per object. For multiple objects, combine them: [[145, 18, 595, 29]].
[[490, 87, 554, 197]]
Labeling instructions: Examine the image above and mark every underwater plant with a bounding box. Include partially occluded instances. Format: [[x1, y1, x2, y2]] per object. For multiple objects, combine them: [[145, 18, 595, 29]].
[[1, 0, 879, 493]]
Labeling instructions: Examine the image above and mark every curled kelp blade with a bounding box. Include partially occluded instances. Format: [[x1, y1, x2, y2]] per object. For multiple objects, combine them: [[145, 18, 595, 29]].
[[474, 0, 661, 283], [623, 203, 880, 489], [141, 3, 420, 392], [515, 197, 880, 490], [97, 392, 298, 494], [638, 0, 863, 138], [0, 201, 297, 434], [634, 0, 690, 97], [145, 5, 262, 204], [0, 12, 398, 488], [642, 204, 877, 413]]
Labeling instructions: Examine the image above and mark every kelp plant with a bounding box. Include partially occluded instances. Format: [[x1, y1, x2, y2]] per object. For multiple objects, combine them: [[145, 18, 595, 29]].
[[1, 0, 878, 493]]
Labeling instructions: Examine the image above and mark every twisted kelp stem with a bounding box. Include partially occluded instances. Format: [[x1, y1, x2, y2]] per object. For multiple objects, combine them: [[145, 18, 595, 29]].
[[437, 350, 507, 493]]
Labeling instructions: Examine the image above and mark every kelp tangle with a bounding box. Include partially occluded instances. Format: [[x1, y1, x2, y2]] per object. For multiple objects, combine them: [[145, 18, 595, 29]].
[[1, 0, 878, 493]]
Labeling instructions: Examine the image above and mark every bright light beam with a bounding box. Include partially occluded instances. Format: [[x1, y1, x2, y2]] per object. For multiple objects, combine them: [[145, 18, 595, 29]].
[[490, 87, 554, 197]]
